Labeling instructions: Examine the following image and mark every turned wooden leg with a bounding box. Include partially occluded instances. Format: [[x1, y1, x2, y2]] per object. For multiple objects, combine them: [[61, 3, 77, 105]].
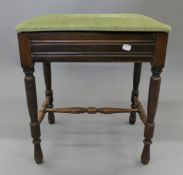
[[129, 62, 142, 124], [43, 63, 55, 124], [141, 67, 162, 164], [24, 68, 43, 164]]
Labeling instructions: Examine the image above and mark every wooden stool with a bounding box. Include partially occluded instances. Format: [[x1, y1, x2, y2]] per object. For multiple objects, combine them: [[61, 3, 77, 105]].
[[16, 14, 171, 164]]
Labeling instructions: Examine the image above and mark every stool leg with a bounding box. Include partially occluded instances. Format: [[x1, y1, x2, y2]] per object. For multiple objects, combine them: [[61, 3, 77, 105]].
[[129, 62, 142, 124], [43, 63, 55, 124], [141, 67, 162, 164], [24, 68, 43, 164]]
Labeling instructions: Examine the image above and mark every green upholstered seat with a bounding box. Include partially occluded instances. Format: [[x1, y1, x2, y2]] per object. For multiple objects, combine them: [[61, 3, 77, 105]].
[[16, 14, 171, 33]]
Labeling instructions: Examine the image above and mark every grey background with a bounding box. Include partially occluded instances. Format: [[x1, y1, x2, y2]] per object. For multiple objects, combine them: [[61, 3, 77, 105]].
[[0, 0, 182, 174]]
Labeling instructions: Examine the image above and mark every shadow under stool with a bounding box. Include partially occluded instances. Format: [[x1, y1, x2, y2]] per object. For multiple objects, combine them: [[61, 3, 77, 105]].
[[16, 14, 171, 164]]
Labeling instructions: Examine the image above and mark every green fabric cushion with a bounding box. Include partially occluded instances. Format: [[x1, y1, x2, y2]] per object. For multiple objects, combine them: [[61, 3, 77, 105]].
[[16, 14, 171, 33]]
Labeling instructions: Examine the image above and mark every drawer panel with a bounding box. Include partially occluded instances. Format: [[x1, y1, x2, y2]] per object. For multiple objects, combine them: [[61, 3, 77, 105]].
[[29, 32, 156, 62], [31, 41, 155, 54]]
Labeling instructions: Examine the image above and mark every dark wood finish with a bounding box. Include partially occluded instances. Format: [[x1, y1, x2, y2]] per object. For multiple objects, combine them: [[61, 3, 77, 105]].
[[29, 32, 156, 63], [46, 107, 138, 114], [31, 41, 155, 53], [23, 68, 43, 164], [129, 62, 142, 124], [29, 31, 156, 40], [32, 55, 153, 63], [141, 70, 161, 164], [17, 31, 169, 164], [152, 33, 168, 69], [18, 33, 33, 68], [141, 32, 168, 165], [17, 32, 162, 66], [43, 63, 55, 124]]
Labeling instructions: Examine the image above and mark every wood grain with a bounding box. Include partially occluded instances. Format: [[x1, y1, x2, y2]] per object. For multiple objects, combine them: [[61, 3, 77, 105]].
[[46, 107, 138, 114]]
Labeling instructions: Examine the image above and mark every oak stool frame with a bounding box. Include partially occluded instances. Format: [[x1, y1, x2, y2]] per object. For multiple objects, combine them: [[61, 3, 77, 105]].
[[17, 31, 168, 164]]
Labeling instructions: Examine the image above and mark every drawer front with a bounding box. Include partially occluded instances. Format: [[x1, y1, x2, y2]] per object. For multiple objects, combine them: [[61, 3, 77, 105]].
[[29, 32, 156, 62], [31, 41, 155, 53]]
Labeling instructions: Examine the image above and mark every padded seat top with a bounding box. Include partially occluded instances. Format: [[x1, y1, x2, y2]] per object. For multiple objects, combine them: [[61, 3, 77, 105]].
[[16, 14, 171, 33]]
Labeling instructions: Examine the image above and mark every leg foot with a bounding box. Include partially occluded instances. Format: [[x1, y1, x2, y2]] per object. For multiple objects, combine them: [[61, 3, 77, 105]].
[[141, 140, 151, 164], [48, 112, 55, 124], [34, 142, 43, 164], [30, 122, 43, 164]]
